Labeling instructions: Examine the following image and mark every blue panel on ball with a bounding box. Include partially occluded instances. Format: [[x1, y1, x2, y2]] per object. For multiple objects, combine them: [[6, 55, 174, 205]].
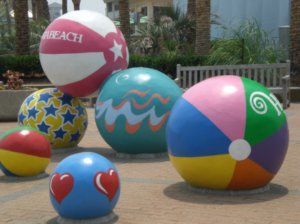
[[49, 152, 120, 219], [166, 98, 231, 157]]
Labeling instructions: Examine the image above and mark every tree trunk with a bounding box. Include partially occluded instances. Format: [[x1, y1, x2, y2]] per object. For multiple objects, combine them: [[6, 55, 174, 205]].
[[14, 0, 30, 55], [194, 0, 210, 56], [32, 0, 37, 20], [72, 0, 80, 10], [119, 0, 130, 44], [187, 0, 196, 18], [3, 0, 12, 35], [291, 0, 300, 75], [62, 0, 67, 14], [36, 0, 50, 21]]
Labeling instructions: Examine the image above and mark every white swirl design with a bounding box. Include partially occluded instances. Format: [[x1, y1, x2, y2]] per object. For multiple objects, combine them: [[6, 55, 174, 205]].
[[250, 92, 283, 116]]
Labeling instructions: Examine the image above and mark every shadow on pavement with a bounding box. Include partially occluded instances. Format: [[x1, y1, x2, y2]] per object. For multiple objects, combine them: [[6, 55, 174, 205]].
[[164, 182, 288, 204], [50, 147, 169, 164], [46, 214, 119, 224]]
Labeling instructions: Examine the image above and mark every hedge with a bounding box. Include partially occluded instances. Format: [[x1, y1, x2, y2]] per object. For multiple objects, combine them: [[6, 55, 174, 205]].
[[0, 55, 43, 79], [0, 53, 206, 81]]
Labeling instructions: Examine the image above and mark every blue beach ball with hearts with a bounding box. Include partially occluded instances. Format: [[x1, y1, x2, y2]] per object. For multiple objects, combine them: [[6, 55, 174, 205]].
[[49, 152, 120, 219]]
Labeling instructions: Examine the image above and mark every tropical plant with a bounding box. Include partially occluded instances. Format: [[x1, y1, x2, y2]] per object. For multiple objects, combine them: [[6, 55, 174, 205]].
[[30, 19, 49, 53], [134, 6, 195, 55], [0, 18, 49, 55], [206, 19, 283, 65]]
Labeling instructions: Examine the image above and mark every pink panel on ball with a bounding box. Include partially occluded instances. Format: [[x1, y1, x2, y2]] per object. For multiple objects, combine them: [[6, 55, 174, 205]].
[[183, 75, 246, 141], [39, 19, 103, 54]]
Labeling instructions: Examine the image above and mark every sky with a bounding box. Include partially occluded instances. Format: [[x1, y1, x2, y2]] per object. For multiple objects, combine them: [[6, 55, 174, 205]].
[[48, 0, 106, 15]]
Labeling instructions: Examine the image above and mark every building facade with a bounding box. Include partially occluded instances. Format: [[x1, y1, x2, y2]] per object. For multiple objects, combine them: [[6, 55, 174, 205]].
[[104, 0, 172, 23], [49, 2, 62, 21], [173, 0, 290, 39]]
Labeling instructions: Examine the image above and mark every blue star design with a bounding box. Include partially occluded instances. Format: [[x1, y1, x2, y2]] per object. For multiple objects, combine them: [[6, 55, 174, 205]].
[[44, 104, 57, 117], [54, 127, 67, 140], [76, 105, 85, 116], [18, 112, 26, 124], [62, 110, 76, 125], [25, 95, 35, 107], [70, 131, 81, 143], [39, 92, 53, 104], [27, 107, 39, 119], [37, 121, 51, 133], [58, 94, 73, 106]]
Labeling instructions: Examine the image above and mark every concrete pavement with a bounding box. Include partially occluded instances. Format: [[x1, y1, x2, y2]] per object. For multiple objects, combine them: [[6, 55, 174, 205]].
[[0, 104, 300, 224]]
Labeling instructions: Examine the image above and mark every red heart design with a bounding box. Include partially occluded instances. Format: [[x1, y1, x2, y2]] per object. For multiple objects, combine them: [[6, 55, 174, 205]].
[[50, 173, 74, 204], [94, 168, 119, 201]]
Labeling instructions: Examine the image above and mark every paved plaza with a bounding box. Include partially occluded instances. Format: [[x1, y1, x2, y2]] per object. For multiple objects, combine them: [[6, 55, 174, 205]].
[[0, 104, 300, 224]]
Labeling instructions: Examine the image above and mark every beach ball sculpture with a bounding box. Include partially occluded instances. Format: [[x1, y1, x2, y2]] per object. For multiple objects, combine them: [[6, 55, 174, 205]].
[[18, 88, 88, 150], [167, 76, 289, 190], [49, 152, 120, 220], [39, 10, 129, 97], [0, 126, 51, 177], [95, 67, 182, 154]]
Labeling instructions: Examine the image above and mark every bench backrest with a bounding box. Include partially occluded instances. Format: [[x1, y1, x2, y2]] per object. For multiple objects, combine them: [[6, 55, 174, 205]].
[[176, 62, 290, 89]]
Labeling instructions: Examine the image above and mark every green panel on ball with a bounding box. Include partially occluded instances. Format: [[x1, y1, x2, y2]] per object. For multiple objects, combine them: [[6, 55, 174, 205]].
[[242, 77, 287, 146]]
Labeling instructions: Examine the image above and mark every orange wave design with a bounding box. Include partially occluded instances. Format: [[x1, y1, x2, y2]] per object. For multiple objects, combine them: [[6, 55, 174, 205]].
[[123, 89, 149, 98], [132, 94, 170, 110], [149, 112, 170, 132], [113, 100, 128, 110], [125, 121, 142, 134], [105, 122, 115, 133]]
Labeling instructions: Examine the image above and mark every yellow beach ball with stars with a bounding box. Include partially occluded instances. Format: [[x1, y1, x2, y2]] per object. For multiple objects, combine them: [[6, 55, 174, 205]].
[[18, 88, 88, 150]]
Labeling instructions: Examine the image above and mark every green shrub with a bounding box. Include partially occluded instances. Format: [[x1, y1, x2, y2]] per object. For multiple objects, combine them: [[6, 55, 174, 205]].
[[129, 53, 205, 78], [0, 53, 205, 81], [0, 55, 43, 80]]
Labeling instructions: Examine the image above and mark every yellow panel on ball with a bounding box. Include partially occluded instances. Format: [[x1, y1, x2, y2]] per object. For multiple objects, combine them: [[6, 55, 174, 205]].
[[0, 149, 50, 176], [169, 154, 236, 189]]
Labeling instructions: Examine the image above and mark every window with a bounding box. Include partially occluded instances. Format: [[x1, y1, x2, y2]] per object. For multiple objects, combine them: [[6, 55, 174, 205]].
[[153, 6, 170, 18], [107, 2, 113, 12], [115, 4, 119, 11], [141, 7, 147, 16]]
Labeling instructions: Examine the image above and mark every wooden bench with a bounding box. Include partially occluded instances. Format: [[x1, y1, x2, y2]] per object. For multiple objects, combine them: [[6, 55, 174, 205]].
[[176, 61, 291, 109]]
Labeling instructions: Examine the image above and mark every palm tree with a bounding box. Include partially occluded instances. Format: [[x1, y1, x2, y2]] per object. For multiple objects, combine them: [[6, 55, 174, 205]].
[[290, 0, 300, 75], [119, 0, 130, 44], [187, 0, 196, 18], [72, 0, 80, 10], [62, 0, 67, 14], [13, 0, 30, 55], [32, 0, 37, 20], [32, 0, 49, 21], [194, 0, 210, 56]]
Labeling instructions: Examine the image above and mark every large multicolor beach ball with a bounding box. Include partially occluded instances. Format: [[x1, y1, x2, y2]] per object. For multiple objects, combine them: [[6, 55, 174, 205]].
[[18, 88, 88, 150], [49, 152, 120, 219], [39, 10, 129, 97], [0, 126, 51, 177], [95, 67, 182, 154], [167, 76, 289, 190]]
